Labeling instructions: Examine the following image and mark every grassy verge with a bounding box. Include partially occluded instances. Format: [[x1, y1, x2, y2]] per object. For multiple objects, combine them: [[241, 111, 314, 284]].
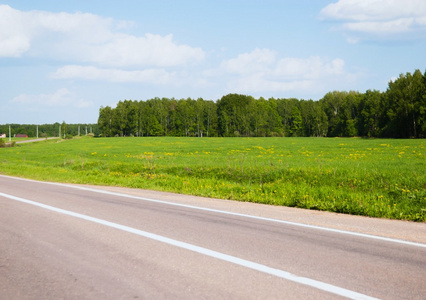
[[0, 136, 425, 221]]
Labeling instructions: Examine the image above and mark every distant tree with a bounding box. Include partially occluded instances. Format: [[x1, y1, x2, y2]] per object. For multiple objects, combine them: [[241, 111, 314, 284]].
[[217, 94, 253, 136], [277, 98, 299, 136], [61, 121, 67, 138], [194, 98, 205, 137], [421, 70, 426, 137], [149, 98, 169, 135], [98, 106, 114, 137], [358, 90, 383, 137], [383, 70, 424, 138], [341, 91, 361, 137], [289, 106, 303, 136], [251, 97, 268, 136], [177, 98, 195, 136], [312, 102, 328, 137], [265, 98, 282, 136], [320, 91, 346, 136], [204, 100, 218, 137], [94, 68, 425, 139]]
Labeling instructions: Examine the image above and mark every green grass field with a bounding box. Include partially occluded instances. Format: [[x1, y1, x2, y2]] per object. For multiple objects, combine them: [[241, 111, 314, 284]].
[[1, 136, 425, 221]]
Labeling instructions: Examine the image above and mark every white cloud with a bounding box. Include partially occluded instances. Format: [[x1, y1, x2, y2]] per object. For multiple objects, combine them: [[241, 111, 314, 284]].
[[343, 19, 414, 35], [0, 5, 31, 56], [11, 88, 93, 108], [227, 74, 314, 95], [321, 0, 426, 21], [91, 33, 204, 67], [220, 48, 276, 74], [12, 88, 73, 106], [274, 56, 344, 79], [0, 5, 204, 67], [320, 0, 426, 41], [76, 99, 93, 108], [51, 65, 174, 84], [216, 49, 347, 95]]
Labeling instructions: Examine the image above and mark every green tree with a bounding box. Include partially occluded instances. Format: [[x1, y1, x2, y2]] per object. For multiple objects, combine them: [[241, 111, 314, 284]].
[[217, 94, 253, 136], [113, 100, 136, 136], [204, 100, 218, 137], [383, 70, 424, 137], [149, 98, 169, 135], [61, 121, 67, 138], [98, 106, 116, 137], [250, 97, 268, 136], [176, 98, 195, 136], [358, 90, 383, 137], [167, 98, 179, 136], [340, 92, 361, 137], [320, 91, 346, 136], [266, 98, 282, 136], [289, 106, 302, 136], [138, 101, 163, 136], [94, 69, 426, 139], [194, 98, 205, 137], [277, 98, 299, 136], [312, 102, 328, 137], [421, 70, 426, 137]]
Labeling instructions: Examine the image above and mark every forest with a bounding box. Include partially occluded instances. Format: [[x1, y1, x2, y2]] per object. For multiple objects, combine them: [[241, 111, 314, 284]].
[[0, 123, 99, 138], [98, 69, 426, 139], [2, 69, 424, 139]]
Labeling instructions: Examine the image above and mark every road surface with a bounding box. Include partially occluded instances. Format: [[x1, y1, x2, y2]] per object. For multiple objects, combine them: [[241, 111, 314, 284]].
[[1, 174, 425, 299], [15, 137, 59, 144]]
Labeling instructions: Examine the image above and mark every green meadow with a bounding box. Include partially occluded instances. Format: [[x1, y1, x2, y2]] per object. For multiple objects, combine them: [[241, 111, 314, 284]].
[[1, 137, 425, 221]]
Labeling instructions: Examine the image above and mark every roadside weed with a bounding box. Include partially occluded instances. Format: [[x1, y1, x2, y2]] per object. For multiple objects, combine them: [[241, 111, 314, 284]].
[[1, 136, 424, 221]]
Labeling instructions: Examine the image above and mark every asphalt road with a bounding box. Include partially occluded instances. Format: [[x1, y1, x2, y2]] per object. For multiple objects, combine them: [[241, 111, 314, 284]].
[[15, 137, 59, 144], [1, 174, 425, 299]]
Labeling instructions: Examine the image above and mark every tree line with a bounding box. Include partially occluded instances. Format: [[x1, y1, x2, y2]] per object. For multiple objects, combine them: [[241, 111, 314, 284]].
[[98, 69, 425, 138], [0, 123, 99, 138]]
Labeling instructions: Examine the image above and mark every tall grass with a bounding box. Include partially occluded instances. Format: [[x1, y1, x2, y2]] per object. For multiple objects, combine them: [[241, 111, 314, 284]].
[[1, 136, 425, 221]]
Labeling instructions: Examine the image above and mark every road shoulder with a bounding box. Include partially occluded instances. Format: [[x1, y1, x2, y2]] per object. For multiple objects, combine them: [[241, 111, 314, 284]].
[[75, 183, 426, 245]]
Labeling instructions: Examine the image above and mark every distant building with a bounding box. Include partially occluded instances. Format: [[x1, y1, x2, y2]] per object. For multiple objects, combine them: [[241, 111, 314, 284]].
[[15, 134, 28, 138], [0, 134, 5, 138]]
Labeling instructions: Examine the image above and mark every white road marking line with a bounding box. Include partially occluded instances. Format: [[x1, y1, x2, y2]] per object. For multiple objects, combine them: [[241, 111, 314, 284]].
[[1, 174, 425, 248], [1, 191, 378, 300]]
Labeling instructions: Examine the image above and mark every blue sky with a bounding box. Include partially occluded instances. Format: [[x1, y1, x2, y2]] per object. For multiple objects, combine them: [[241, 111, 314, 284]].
[[1, 0, 425, 124]]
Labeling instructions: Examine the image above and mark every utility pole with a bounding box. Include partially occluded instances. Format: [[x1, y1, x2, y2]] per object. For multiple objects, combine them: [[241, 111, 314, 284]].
[[9, 125, 11, 142], [36, 125, 39, 138], [59, 125, 61, 138], [78, 125, 80, 136]]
